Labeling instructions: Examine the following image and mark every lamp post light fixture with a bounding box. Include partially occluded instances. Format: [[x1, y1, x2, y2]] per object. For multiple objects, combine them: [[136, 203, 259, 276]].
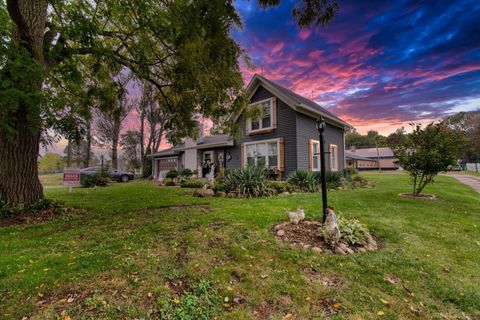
[[316, 117, 328, 224]]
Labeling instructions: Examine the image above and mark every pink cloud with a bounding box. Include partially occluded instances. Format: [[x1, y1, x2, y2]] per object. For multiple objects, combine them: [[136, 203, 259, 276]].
[[298, 29, 311, 41]]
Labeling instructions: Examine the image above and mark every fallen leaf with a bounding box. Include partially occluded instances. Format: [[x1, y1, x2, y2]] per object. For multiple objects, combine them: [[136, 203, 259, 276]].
[[147, 292, 153, 298], [226, 286, 233, 291], [223, 303, 231, 308], [43, 268, 49, 272], [377, 311, 385, 316], [224, 297, 229, 302], [67, 297, 74, 303], [333, 302, 342, 309], [64, 316, 72, 320], [18, 269, 26, 273], [284, 313, 293, 319], [260, 274, 268, 279], [173, 297, 180, 304], [380, 298, 390, 305]]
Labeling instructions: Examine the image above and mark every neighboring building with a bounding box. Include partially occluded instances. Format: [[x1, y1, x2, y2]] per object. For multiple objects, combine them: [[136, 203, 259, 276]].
[[346, 147, 399, 170], [151, 74, 351, 180]]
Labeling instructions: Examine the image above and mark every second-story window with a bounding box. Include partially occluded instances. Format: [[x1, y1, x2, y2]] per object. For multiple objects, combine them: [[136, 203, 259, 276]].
[[250, 99, 272, 132]]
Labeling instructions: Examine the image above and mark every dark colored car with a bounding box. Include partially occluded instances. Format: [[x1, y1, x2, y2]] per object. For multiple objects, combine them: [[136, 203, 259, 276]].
[[80, 167, 134, 182]]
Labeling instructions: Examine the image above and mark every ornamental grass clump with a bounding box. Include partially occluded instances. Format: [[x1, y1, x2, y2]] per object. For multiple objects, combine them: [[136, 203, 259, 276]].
[[287, 170, 317, 192], [224, 166, 272, 197]]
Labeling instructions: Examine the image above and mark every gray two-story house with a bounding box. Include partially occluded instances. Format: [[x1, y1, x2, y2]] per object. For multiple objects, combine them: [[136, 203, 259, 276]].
[[151, 74, 351, 180]]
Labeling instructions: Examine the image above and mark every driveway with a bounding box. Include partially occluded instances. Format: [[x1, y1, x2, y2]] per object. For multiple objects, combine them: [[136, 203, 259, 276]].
[[446, 173, 480, 193]]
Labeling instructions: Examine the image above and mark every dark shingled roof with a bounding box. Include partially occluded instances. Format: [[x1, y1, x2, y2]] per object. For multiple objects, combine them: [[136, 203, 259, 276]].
[[256, 75, 350, 127]]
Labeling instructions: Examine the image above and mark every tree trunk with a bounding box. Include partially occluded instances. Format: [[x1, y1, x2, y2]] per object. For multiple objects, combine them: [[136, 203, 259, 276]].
[[84, 120, 92, 168], [1, 0, 48, 206], [0, 113, 43, 206], [139, 110, 145, 174], [112, 137, 118, 169]]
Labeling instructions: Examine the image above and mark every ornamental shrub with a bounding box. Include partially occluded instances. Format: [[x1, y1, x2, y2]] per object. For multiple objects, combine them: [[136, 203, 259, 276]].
[[181, 179, 206, 188], [266, 181, 292, 194], [337, 217, 370, 246], [80, 172, 110, 188], [287, 170, 317, 192], [224, 166, 271, 197], [165, 169, 179, 179]]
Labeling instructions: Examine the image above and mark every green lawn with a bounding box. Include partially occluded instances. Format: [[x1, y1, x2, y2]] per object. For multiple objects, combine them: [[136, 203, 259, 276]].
[[1, 175, 479, 319], [39, 173, 64, 186]]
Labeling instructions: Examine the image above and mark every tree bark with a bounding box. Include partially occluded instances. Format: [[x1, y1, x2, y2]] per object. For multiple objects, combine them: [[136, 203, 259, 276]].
[[112, 135, 119, 170], [0, 109, 43, 206], [84, 120, 92, 168], [1, 0, 48, 206]]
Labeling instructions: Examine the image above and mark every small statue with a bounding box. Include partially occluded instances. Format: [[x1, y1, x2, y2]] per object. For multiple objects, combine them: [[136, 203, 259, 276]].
[[286, 206, 305, 224], [323, 208, 341, 248]]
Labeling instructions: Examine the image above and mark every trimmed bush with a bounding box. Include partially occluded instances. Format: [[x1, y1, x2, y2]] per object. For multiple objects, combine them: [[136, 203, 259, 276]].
[[181, 179, 206, 188], [287, 170, 317, 192], [164, 178, 175, 186], [179, 168, 193, 180], [350, 175, 371, 188], [165, 170, 179, 179], [224, 166, 272, 197], [266, 181, 292, 194], [212, 179, 229, 193], [81, 172, 110, 188], [312, 171, 344, 189]]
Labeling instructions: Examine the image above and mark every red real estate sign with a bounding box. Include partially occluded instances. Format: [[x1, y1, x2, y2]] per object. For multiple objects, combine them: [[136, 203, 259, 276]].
[[63, 168, 81, 186]]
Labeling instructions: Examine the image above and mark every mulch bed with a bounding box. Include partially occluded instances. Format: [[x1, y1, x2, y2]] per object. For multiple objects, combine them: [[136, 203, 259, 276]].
[[274, 221, 331, 251], [399, 193, 436, 200], [273, 220, 379, 255]]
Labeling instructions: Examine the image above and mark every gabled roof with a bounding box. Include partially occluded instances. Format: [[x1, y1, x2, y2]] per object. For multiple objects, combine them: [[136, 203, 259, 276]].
[[149, 144, 184, 157], [240, 74, 351, 129]]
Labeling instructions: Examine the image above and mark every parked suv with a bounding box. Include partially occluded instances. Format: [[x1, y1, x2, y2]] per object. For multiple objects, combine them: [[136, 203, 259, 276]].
[[80, 167, 134, 182]]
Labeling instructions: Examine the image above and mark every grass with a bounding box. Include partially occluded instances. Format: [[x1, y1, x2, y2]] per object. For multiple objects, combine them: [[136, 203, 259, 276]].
[[1, 174, 479, 319], [39, 173, 64, 186]]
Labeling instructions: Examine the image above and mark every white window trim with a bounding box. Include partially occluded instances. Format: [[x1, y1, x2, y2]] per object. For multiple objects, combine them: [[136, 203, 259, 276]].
[[310, 139, 321, 171], [246, 98, 274, 133], [243, 138, 280, 169], [203, 151, 213, 163], [330, 144, 339, 171]]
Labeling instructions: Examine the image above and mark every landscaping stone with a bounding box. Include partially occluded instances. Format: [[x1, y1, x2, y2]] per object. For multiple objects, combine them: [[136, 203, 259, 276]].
[[312, 247, 322, 254], [227, 192, 237, 198], [216, 191, 227, 197], [303, 244, 312, 250], [279, 191, 290, 196], [193, 188, 204, 197], [276, 229, 285, 237], [357, 247, 367, 253], [334, 247, 347, 255], [204, 189, 215, 197]]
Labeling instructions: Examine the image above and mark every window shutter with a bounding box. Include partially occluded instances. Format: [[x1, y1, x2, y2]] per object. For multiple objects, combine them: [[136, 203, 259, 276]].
[[308, 139, 313, 171], [271, 97, 277, 129], [279, 137, 285, 172], [240, 143, 244, 168]]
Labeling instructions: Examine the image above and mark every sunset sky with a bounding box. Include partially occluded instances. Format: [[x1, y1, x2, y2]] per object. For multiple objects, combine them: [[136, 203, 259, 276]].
[[48, 0, 480, 155], [233, 0, 480, 134]]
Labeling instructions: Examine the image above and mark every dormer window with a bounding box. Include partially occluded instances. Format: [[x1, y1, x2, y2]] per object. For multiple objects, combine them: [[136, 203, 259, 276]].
[[247, 98, 276, 134]]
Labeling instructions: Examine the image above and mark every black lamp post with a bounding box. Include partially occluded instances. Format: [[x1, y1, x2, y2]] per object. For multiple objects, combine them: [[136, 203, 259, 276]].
[[316, 117, 328, 223]]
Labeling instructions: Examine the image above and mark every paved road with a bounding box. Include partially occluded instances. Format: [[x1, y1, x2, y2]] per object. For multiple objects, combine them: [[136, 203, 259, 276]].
[[446, 174, 480, 193]]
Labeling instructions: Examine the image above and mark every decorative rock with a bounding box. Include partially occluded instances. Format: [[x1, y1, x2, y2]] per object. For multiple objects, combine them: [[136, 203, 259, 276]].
[[312, 247, 323, 254], [227, 192, 237, 198], [204, 189, 215, 197], [357, 247, 367, 253], [344, 247, 354, 255], [334, 247, 347, 255], [279, 191, 290, 196], [303, 244, 312, 250], [216, 191, 227, 197], [193, 188, 204, 197], [276, 229, 285, 237]]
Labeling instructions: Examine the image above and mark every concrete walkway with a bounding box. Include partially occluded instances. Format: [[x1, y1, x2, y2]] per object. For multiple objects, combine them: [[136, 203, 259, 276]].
[[446, 174, 480, 193]]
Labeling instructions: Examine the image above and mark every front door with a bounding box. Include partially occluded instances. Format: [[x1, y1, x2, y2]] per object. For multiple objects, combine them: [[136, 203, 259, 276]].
[[202, 151, 214, 178]]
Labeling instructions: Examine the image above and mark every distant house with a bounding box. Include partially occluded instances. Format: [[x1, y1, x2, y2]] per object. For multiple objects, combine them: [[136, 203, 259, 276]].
[[150, 74, 351, 180], [346, 147, 399, 170]]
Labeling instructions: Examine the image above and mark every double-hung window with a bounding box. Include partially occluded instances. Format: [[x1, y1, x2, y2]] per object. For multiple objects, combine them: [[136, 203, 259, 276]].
[[249, 99, 273, 132], [330, 144, 338, 171], [244, 139, 279, 169], [311, 140, 320, 171]]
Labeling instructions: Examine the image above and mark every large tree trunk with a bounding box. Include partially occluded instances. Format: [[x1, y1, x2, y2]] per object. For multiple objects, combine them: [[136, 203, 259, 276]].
[[84, 120, 92, 168], [139, 110, 145, 174], [1, 0, 48, 206], [112, 136, 119, 170], [0, 110, 43, 206]]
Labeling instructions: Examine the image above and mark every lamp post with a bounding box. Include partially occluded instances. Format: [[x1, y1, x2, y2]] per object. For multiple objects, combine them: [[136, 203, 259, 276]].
[[316, 117, 328, 224]]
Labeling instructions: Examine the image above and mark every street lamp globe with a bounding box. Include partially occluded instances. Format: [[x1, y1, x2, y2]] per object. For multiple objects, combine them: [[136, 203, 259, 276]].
[[316, 117, 326, 132]]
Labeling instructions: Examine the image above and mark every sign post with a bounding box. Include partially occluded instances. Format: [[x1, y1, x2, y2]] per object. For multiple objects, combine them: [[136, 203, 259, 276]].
[[63, 168, 81, 192]]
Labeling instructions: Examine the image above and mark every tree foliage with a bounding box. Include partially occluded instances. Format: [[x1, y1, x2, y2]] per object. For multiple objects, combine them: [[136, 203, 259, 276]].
[[38, 153, 64, 174], [392, 123, 464, 196], [442, 111, 480, 162]]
